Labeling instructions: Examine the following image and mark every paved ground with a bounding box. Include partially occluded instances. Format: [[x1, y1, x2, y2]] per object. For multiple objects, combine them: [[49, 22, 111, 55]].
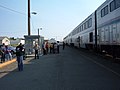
[[0, 46, 120, 90]]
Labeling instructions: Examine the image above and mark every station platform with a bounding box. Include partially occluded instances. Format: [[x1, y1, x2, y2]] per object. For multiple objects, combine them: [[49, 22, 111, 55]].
[[0, 54, 35, 69], [0, 46, 120, 90], [0, 58, 16, 69]]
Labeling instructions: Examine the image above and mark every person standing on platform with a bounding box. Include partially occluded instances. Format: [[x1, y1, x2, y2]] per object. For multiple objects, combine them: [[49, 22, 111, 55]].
[[45, 42, 49, 54], [33, 43, 40, 59], [0, 43, 5, 63], [16, 43, 24, 71], [63, 41, 65, 50], [4, 45, 12, 61], [57, 41, 60, 53]]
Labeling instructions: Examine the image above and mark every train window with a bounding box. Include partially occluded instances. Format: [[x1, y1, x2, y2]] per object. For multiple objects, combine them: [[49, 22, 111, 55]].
[[82, 25, 83, 31], [84, 23, 86, 30], [115, 0, 120, 9], [89, 32, 93, 42], [104, 5, 108, 15], [88, 18, 92, 28], [86, 22, 88, 29], [80, 26, 82, 32], [77, 28, 79, 33], [101, 5, 108, 17], [101, 9, 104, 17], [110, 1, 116, 12], [81, 25, 83, 31], [72, 30, 75, 35], [78, 28, 80, 33]]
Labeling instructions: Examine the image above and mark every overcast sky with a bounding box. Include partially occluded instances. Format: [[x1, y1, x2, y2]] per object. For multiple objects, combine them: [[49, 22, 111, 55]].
[[0, 0, 106, 41]]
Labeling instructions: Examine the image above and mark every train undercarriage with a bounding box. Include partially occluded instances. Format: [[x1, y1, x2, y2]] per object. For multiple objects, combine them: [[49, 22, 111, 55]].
[[69, 43, 120, 60]]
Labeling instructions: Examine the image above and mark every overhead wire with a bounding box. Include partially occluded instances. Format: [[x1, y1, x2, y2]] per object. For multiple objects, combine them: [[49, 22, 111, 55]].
[[0, 4, 26, 15], [0, 4, 38, 35]]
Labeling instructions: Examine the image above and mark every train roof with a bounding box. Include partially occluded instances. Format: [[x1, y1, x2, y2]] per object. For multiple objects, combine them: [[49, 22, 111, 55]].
[[64, 0, 109, 39]]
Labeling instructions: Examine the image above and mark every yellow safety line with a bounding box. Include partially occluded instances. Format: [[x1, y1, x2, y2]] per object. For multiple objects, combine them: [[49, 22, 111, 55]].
[[0, 58, 16, 69]]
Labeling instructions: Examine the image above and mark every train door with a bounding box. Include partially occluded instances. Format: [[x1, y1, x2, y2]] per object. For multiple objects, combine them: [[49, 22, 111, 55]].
[[88, 32, 94, 49], [89, 32, 93, 42], [77, 36, 80, 48]]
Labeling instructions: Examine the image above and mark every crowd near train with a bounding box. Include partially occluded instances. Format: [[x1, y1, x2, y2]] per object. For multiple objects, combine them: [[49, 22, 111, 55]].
[[63, 0, 120, 58]]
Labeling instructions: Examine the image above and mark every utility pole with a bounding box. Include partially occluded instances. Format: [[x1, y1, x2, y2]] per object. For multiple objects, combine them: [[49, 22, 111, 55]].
[[28, 0, 31, 36], [38, 28, 40, 45], [95, 10, 97, 52], [38, 28, 42, 45], [38, 28, 40, 37]]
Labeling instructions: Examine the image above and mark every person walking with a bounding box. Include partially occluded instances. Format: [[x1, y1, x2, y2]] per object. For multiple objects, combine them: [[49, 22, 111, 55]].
[[16, 43, 24, 71], [33, 43, 40, 59]]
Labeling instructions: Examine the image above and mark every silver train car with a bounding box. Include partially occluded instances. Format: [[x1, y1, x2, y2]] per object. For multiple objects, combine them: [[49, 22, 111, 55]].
[[64, 0, 120, 58]]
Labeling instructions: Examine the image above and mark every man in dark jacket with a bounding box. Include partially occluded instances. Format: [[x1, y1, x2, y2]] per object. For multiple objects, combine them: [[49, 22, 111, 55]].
[[16, 43, 24, 71], [0, 43, 5, 63]]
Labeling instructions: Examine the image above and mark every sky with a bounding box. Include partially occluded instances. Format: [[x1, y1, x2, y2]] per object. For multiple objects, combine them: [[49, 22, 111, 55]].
[[0, 0, 106, 41]]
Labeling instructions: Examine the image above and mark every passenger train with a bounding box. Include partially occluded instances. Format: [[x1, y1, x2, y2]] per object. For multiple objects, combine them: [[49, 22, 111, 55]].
[[64, 0, 120, 58]]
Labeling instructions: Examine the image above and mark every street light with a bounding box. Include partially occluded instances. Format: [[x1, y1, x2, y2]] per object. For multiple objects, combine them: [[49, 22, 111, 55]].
[[32, 12, 37, 15]]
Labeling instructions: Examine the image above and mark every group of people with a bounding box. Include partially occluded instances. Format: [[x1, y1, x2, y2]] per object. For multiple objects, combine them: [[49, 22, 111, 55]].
[[33, 41, 60, 59], [0, 43, 13, 63], [0, 41, 66, 72], [33, 41, 66, 59], [43, 41, 60, 55], [0, 43, 24, 71]]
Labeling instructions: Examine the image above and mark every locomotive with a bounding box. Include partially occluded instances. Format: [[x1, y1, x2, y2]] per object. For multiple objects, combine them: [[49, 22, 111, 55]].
[[64, 0, 120, 58]]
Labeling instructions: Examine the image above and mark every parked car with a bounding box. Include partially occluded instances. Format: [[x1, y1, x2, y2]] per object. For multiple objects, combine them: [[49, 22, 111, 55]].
[[9, 46, 16, 54]]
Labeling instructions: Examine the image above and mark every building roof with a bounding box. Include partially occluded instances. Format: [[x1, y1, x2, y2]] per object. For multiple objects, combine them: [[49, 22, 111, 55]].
[[0, 36, 8, 40]]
